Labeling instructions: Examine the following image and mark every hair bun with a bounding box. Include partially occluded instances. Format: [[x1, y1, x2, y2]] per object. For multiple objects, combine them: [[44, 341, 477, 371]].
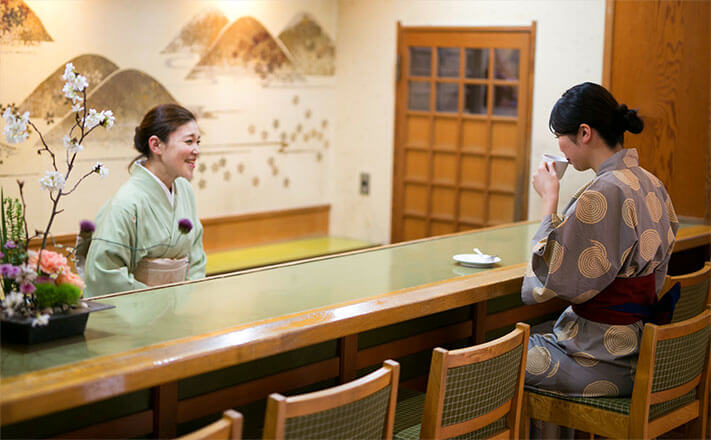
[[617, 104, 644, 134]]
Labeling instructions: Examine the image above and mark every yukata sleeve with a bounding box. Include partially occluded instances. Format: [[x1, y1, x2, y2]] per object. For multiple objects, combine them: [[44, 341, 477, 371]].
[[84, 204, 148, 297], [187, 217, 206, 280], [521, 182, 635, 305]]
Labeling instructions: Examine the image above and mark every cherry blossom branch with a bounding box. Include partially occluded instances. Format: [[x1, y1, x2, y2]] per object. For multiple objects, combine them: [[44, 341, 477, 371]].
[[61, 168, 94, 196], [27, 120, 57, 172]]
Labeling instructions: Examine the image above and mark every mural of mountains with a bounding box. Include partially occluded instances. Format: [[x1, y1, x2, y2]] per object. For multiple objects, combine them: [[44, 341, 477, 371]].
[[161, 7, 228, 55], [278, 13, 335, 76], [19, 54, 119, 121], [43, 68, 177, 147], [0, 0, 52, 45], [186, 16, 299, 82]]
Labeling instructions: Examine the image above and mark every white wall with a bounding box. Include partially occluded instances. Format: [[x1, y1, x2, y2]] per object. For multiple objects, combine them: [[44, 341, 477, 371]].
[[331, 0, 605, 244]]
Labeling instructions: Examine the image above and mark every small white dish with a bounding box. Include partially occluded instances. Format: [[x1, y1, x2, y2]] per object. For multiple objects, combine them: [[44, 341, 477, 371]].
[[453, 253, 502, 268]]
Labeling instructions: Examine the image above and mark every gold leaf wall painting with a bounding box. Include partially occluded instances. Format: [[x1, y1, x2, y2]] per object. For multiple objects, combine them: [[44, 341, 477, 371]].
[[19, 54, 119, 125], [278, 13, 335, 76], [186, 16, 299, 82], [0, 0, 52, 46], [41, 66, 178, 148], [161, 7, 229, 55]]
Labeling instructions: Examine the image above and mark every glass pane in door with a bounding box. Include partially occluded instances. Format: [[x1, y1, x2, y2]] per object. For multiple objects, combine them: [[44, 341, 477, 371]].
[[409, 81, 431, 111], [409, 47, 432, 77], [436, 82, 459, 113], [464, 84, 487, 114], [437, 47, 460, 78], [465, 48, 489, 78], [493, 85, 518, 116], [494, 49, 519, 80]]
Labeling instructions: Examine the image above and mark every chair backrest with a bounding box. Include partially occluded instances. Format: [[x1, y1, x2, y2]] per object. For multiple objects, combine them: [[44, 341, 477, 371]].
[[663, 261, 711, 323], [262, 360, 399, 440], [179, 409, 243, 440], [419, 323, 529, 440], [630, 307, 711, 437]]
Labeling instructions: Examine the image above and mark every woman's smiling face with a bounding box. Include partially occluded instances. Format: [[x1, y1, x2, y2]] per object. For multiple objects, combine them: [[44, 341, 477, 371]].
[[159, 120, 200, 182]]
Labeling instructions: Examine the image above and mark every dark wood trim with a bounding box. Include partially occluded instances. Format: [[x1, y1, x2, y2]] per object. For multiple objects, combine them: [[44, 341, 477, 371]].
[[152, 382, 178, 438], [338, 334, 358, 383], [53, 410, 153, 439]]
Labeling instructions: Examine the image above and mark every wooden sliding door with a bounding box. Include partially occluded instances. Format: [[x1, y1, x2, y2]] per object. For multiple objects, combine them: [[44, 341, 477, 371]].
[[391, 24, 536, 243]]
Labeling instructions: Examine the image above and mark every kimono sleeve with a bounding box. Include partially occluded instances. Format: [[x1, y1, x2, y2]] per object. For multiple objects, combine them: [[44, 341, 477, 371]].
[[521, 181, 635, 305], [188, 217, 206, 280], [83, 203, 148, 297]]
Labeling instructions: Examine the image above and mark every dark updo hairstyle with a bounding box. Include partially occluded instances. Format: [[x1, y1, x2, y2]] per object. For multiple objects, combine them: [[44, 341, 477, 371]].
[[130, 103, 196, 169], [549, 82, 643, 148]]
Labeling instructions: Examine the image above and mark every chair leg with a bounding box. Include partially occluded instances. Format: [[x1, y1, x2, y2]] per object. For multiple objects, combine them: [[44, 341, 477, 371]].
[[519, 399, 530, 440]]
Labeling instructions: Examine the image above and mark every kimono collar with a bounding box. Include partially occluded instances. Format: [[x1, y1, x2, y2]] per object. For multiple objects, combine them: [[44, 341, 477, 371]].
[[596, 148, 638, 176], [133, 161, 175, 207]]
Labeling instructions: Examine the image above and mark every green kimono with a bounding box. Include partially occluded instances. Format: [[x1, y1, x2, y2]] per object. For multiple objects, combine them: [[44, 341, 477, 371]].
[[83, 165, 206, 297]]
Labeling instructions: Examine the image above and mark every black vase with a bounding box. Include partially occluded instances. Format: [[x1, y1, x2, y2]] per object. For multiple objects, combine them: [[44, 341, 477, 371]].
[[1, 300, 114, 344]]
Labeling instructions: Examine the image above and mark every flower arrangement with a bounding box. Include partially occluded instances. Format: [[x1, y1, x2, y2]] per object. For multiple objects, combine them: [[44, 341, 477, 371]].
[[0, 63, 114, 326]]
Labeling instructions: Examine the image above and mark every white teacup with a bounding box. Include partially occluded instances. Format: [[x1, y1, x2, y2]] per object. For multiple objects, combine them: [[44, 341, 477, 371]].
[[542, 153, 569, 179]]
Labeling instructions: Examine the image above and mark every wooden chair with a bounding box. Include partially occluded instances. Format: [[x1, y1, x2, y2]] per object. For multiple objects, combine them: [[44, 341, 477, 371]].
[[662, 261, 711, 323], [262, 360, 399, 439], [524, 307, 711, 439], [179, 410, 243, 440], [393, 323, 529, 440]]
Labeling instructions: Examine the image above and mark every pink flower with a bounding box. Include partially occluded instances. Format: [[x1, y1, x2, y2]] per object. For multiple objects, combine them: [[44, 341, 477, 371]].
[[20, 282, 36, 294], [57, 268, 85, 290], [28, 250, 68, 275]]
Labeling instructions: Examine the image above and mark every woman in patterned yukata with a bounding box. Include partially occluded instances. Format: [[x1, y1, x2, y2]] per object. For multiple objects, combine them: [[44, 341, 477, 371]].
[[83, 104, 206, 297], [522, 82, 679, 397]]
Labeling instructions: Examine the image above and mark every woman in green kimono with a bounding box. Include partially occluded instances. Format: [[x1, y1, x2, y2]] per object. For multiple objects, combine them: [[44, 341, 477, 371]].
[[83, 104, 206, 297]]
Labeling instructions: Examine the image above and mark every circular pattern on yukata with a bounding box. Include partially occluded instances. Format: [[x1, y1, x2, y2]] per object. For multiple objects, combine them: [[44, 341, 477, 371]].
[[555, 320, 579, 341], [622, 199, 637, 229], [639, 229, 662, 261], [620, 245, 634, 266], [572, 289, 600, 304], [583, 380, 620, 397], [575, 191, 607, 224], [613, 169, 641, 191], [532, 287, 558, 303], [573, 352, 599, 368], [622, 153, 637, 168], [578, 240, 612, 278], [667, 226, 675, 245], [546, 360, 560, 378], [603, 326, 638, 356], [546, 240, 564, 274], [665, 197, 678, 223], [526, 346, 552, 375], [645, 192, 663, 223]]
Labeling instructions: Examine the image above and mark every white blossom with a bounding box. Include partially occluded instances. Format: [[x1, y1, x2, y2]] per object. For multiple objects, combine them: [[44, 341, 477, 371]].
[[93, 162, 109, 178], [62, 63, 76, 81], [15, 263, 37, 285], [101, 110, 115, 129], [31, 313, 50, 327], [71, 103, 84, 113], [39, 170, 66, 192], [61, 63, 88, 104], [84, 109, 102, 129], [63, 135, 83, 154], [2, 108, 30, 144], [2, 291, 24, 309]]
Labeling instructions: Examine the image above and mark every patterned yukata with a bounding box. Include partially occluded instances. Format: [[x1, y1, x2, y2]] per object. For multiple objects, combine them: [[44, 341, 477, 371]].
[[521, 148, 678, 397]]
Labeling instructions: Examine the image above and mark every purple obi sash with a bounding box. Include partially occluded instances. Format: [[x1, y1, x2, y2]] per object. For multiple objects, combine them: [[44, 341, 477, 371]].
[[572, 274, 679, 325]]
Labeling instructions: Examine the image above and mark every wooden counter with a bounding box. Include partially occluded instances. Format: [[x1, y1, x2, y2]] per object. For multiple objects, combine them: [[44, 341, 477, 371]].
[[1, 221, 708, 437]]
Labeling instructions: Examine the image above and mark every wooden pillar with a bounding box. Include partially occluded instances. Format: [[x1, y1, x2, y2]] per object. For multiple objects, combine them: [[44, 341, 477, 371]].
[[152, 382, 178, 438], [472, 302, 487, 344], [338, 334, 358, 383]]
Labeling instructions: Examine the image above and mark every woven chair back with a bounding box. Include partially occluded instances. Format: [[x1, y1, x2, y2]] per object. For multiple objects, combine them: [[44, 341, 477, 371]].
[[651, 325, 711, 393], [673, 279, 710, 323]]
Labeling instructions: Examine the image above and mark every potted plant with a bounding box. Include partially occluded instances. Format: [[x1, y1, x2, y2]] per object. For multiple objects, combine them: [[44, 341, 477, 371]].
[[0, 63, 115, 344]]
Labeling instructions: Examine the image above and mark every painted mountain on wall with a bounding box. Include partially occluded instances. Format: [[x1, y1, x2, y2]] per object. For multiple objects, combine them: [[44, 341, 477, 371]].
[[0, 0, 52, 45], [161, 7, 228, 55], [186, 16, 299, 82], [19, 54, 119, 121], [42, 68, 177, 146], [278, 13, 335, 76]]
